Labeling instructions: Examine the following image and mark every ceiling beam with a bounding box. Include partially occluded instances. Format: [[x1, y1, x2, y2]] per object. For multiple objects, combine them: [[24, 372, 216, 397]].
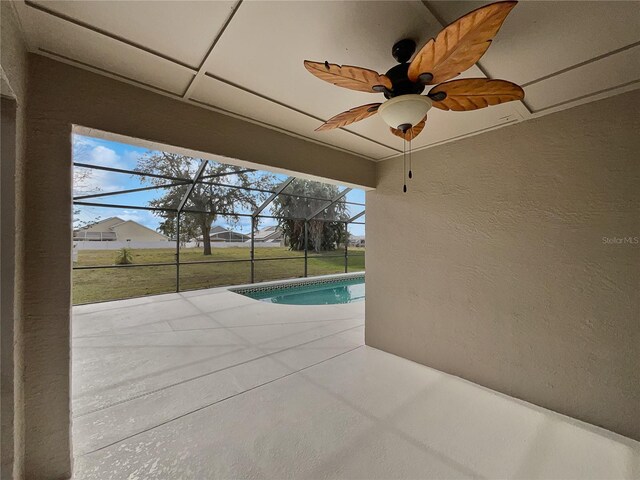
[[24, 0, 196, 71], [183, 0, 244, 99]]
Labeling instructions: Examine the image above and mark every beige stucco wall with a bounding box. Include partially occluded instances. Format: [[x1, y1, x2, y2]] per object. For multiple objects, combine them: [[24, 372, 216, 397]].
[[366, 89, 640, 440], [1, 96, 18, 480], [112, 221, 168, 242], [22, 99, 73, 480], [1, 2, 28, 478]]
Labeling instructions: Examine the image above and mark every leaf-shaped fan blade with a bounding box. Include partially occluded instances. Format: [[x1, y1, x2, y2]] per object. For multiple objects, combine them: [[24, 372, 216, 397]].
[[304, 61, 392, 93], [430, 78, 524, 111], [316, 103, 381, 131], [390, 116, 428, 140], [408, 1, 517, 85]]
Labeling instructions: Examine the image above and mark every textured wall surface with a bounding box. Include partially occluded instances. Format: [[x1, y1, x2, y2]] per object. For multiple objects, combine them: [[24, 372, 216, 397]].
[[366, 90, 640, 440], [1, 97, 19, 480], [22, 111, 73, 479], [1, 2, 28, 478]]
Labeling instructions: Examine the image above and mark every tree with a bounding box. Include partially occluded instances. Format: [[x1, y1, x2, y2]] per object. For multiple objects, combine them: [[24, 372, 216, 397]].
[[155, 214, 200, 247], [135, 152, 276, 255], [271, 179, 349, 252]]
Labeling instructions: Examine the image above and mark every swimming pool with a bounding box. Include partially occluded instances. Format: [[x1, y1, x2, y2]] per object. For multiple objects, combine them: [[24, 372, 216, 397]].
[[233, 275, 365, 305]]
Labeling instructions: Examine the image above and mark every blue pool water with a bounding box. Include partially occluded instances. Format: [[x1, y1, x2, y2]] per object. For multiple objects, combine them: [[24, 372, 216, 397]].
[[239, 277, 365, 305]]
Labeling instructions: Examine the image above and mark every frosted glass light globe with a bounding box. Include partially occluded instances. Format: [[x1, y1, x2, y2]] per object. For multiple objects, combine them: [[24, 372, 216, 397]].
[[378, 95, 432, 130]]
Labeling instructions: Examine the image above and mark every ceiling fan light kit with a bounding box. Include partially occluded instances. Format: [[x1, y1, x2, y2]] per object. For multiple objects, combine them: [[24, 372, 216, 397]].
[[377, 94, 433, 132], [303, 0, 524, 192]]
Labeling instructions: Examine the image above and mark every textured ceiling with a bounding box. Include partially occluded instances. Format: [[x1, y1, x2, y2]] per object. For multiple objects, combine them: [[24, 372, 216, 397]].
[[12, 0, 640, 161]]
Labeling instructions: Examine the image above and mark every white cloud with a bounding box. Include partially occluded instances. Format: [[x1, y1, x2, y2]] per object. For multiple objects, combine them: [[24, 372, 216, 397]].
[[123, 149, 144, 165], [73, 144, 129, 194], [118, 210, 153, 225], [72, 135, 100, 150], [89, 145, 124, 168], [116, 209, 162, 230]]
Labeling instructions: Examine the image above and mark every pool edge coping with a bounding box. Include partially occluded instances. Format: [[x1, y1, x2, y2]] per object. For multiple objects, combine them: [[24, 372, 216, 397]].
[[228, 272, 365, 296]]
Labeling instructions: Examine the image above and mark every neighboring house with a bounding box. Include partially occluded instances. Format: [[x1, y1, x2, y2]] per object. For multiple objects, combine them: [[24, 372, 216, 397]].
[[349, 235, 365, 247], [193, 225, 282, 246], [252, 225, 284, 244], [73, 217, 169, 242], [209, 225, 249, 242]]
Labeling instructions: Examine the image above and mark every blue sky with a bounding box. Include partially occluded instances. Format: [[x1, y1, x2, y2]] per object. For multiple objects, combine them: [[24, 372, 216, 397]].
[[73, 134, 365, 236]]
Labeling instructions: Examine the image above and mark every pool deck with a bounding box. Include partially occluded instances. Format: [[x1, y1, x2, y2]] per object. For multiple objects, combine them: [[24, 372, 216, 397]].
[[72, 285, 639, 479]]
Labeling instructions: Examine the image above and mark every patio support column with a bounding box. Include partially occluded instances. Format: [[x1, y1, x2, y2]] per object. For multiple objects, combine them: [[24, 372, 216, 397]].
[[21, 116, 73, 478], [304, 220, 308, 277]]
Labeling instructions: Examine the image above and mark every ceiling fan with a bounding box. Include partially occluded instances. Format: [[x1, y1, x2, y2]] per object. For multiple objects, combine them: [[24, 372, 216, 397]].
[[303, 1, 524, 190]]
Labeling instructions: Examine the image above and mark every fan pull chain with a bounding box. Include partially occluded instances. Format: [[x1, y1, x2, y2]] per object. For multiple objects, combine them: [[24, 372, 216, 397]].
[[408, 132, 413, 179], [402, 136, 407, 193]]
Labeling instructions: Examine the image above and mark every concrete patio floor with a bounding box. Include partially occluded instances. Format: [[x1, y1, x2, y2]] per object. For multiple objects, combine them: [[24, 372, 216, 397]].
[[72, 287, 639, 479]]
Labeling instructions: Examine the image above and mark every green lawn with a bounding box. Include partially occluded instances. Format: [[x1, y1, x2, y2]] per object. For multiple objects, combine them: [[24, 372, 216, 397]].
[[73, 247, 365, 305]]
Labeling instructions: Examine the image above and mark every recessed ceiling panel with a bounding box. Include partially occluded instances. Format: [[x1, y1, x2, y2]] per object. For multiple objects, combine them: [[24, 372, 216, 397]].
[[204, 1, 441, 125], [428, 1, 640, 86], [201, 1, 525, 154], [11, 0, 640, 161], [190, 75, 398, 160], [524, 46, 640, 112], [28, 0, 237, 68], [18, 3, 193, 94]]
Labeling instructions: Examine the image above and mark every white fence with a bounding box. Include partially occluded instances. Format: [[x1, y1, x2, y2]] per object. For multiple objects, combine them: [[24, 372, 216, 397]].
[[73, 241, 177, 251], [73, 241, 283, 251], [182, 241, 282, 249]]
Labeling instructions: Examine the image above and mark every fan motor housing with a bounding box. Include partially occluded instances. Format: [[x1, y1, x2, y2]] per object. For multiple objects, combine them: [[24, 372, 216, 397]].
[[392, 38, 416, 63], [384, 63, 425, 99], [384, 39, 426, 99]]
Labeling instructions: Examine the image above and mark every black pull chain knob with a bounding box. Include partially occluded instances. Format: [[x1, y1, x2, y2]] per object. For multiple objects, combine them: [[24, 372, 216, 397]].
[[403, 184, 407, 193], [408, 170, 412, 179]]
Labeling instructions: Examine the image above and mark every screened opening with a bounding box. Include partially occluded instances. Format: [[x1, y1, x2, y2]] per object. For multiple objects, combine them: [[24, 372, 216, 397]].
[[72, 133, 366, 304]]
